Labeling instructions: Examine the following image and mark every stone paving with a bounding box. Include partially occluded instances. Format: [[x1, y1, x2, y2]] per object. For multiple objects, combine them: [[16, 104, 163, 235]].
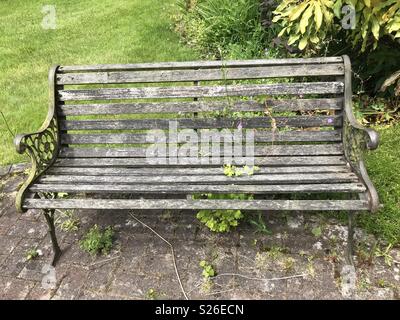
[[0, 165, 399, 300]]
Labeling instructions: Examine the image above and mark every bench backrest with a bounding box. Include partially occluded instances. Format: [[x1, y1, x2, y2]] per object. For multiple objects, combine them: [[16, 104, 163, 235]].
[[53, 57, 346, 166]]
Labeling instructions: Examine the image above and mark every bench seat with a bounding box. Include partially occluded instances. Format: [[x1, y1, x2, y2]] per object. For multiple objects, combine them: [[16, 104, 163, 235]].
[[23, 154, 368, 210]]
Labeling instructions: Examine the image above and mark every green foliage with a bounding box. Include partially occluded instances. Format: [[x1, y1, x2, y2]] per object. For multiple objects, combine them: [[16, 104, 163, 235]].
[[26, 248, 39, 261], [145, 288, 159, 300], [311, 226, 322, 237], [374, 243, 395, 266], [353, 97, 399, 125], [273, 0, 400, 52], [272, 0, 335, 51], [339, 0, 400, 52], [196, 193, 250, 232], [80, 225, 114, 256], [199, 260, 216, 278], [57, 210, 80, 232], [174, 0, 276, 58], [196, 165, 258, 232], [248, 212, 272, 235], [223, 164, 260, 177]]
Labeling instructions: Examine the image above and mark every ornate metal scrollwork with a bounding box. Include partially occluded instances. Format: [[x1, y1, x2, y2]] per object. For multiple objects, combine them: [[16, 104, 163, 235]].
[[15, 65, 60, 212], [16, 117, 58, 173], [14, 116, 60, 212]]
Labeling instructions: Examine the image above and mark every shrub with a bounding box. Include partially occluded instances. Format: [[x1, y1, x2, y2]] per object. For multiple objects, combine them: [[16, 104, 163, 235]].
[[272, 0, 336, 51], [272, 0, 400, 52], [271, 0, 400, 100], [80, 225, 114, 256]]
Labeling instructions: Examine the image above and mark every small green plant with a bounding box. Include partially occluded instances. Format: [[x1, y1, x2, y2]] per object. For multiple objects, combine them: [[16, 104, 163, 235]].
[[307, 257, 316, 277], [248, 212, 271, 235], [145, 288, 159, 300], [26, 248, 39, 261], [80, 225, 114, 256], [196, 193, 250, 232], [311, 226, 322, 237], [281, 257, 295, 272], [376, 278, 388, 288], [374, 243, 395, 266], [266, 245, 286, 260], [57, 210, 80, 232], [199, 260, 216, 279], [223, 164, 260, 177]]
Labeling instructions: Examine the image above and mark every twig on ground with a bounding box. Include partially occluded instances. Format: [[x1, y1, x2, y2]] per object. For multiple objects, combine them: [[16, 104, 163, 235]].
[[210, 272, 308, 282], [187, 272, 308, 295], [88, 255, 120, 268], [129, 212, 189, 300], [204, 289, 235, 296]]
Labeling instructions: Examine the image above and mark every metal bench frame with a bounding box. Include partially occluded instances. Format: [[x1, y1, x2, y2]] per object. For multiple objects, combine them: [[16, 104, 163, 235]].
[[14, 56, 379, 266]]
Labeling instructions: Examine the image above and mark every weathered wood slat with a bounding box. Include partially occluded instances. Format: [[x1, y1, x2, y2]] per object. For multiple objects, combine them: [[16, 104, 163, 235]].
[[60, 116, 342, 131], [53, 156, 347, 167], [30, 183, 365, 194], [58, 57, 344, 72], [253, 130, 342, 142], [56, 64, 344, 85], [23, 198, 369, 211], [47, 165, 351, 176], [61, 130, 342, 144], [58, 98, 343, 116], [38, 172, 358, 184], [58, 82, 344, 101], [59, 144, 343, 158]]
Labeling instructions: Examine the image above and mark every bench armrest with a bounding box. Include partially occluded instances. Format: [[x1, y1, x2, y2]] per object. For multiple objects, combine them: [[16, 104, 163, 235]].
[[14, 116, 59, 164], [342, 55, 380, 213], [343, 106, 379, 151], [15, 65, 60, 212]]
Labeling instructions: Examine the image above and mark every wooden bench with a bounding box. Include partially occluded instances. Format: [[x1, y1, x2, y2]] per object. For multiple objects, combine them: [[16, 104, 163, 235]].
[[15, 56, 380, 266]]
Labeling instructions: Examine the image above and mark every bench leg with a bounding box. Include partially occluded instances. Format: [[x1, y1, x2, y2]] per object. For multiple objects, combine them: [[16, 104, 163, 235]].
[[43, 209, 62, 266], [345, 212, 355, 266]]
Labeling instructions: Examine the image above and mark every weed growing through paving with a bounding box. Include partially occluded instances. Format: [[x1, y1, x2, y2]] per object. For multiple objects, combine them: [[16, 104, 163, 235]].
[[80, 225, 114, 256], [26, 248, 39, 261]]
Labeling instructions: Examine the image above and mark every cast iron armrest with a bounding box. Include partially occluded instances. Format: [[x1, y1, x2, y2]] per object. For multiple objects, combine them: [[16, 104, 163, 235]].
[[342, 55, 380, 213], [15, 65, 60, 212], [343, 105, 379, 151]]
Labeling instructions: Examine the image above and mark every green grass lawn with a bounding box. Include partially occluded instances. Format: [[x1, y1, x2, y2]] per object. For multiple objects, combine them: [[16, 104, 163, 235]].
[[361, 124, 400, 245], [0, 0, 197, 164], [0, 1, 398, 245]]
